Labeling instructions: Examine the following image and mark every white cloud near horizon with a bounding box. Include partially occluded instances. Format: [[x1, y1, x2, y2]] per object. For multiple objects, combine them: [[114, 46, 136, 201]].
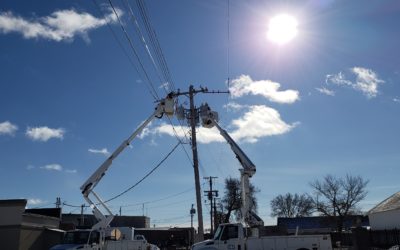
[[26, 126, 65, 141], [88, 148, 110, 156], [0, 121, 18, 136], [229, 75, 300, 104], [315, 87, 335, 96], [141, 105, 297, 144], [326, 67, 384, 98], [0, 8, 121, 42], [40, 164, 63, 171], [27, 198, 45, 206]]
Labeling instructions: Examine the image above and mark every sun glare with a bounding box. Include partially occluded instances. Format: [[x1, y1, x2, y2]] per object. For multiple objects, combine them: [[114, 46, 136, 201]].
[[267, 14, 298, 45]]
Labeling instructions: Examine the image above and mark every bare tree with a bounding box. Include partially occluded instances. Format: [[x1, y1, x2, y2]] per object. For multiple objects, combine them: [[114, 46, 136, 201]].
[[310, 174, 369, 232], [270, 193, 314, 218], [221, 177, 258, 223]]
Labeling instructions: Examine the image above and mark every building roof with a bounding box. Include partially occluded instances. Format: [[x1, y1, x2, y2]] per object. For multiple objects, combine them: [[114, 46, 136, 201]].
[[25, 208, 61, 219], [369, 191, 400, 214], [0, 199, 27, 206], [277, 215, 369, 230]]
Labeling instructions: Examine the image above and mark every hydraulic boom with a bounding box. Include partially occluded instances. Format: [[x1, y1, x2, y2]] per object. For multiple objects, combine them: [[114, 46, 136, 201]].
[[80, 95, 174, 233], [200, 103, 264, 227]]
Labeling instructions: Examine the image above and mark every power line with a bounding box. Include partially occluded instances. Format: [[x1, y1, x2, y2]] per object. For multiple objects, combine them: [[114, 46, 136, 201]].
[[120, 0, 165, 88], [92, 0, 140, 76], [108, 0, 160, 100], [121, 184, 199, 207], [136, 0, 176, 91], [103, 141, 181, 203]]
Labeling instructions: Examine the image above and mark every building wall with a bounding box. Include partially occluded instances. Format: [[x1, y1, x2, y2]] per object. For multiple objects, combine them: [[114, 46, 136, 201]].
[[0, 200, 27, 250], [19, 226, 64, 250], [0, 225, 21, 250], [369, 209, 400, 230], [0, 199, 64, 250]]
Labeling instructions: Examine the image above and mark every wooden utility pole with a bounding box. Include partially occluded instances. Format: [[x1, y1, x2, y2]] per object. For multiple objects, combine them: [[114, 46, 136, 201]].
[[204, 176, 218, 235], [188, 85, 204, 240], [172, 85, 228, 241]]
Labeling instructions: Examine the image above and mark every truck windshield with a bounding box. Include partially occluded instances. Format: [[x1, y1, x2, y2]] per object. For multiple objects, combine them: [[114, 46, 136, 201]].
[[213, 226, 223, 240], [63, 231, 91, 244]]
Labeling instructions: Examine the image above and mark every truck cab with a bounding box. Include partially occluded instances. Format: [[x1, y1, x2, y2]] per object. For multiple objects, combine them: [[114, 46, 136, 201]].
[[50, 229, 101, 250], [192, 223, 245, 250]]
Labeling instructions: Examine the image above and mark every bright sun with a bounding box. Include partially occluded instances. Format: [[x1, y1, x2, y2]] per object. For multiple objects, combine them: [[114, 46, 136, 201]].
[[267, 14, 298, 45]]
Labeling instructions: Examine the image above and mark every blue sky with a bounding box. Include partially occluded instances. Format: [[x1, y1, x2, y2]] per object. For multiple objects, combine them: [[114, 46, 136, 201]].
[[1, 0, 399, 228]]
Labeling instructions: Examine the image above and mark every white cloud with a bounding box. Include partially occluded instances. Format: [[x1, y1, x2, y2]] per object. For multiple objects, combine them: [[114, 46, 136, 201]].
[[26, 126, 65, 141], [315, 87, 335, 96], [325, 72, 352, 86], [40, 164, 63, 171], [88, 148, 110, 156], [142, 105, 297, 144], [26, 165, 35, 170], [0, 121, 18, 136], [326, 67, 384, 98], [351, 67, 384, 98], [394, 98, 400, 103], [230, 105, 298, 143], [27, 198, 45, 206], [0, 8, 121, 42], [223, 102, 246, 112], [229, 75, 300, 104], [159, 82, 170, 91]]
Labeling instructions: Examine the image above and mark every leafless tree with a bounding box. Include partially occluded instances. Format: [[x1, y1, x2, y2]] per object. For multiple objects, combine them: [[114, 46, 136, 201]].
[[221, 177, 258, 223], [310, 174, 369, 232], [270, 193, 314, 218]]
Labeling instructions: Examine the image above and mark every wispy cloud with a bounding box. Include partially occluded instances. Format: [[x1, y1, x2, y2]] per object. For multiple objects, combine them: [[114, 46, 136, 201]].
[[326, 67, 384, 98], [26, 126, 65, 141], [315, 87, 335, 96], [142, 105, 297, 144], [0, 8, 121, 42], [325, 71, 352, 86], [223, 102, 246, 112], [0, 121, 18, 136], [65, 169, 77, 174], [26, 165, 35, 170], [88, 148, 110, 156], [40, 164, 63, 171], [393, 97, 400, 103], [27, 198, 45, 206], [229, 75, 300, 104], [30, 163, 76, 173]]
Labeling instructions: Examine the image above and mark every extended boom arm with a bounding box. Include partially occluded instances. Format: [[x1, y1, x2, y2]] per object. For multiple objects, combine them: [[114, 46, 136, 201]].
[[200, 103, 264, 227], [80, 95, 174, 231]]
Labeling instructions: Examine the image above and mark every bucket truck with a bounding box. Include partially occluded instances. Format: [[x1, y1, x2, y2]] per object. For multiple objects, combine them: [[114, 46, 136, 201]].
[[51, 95, 175, 250], [191, 103, 332, 250]]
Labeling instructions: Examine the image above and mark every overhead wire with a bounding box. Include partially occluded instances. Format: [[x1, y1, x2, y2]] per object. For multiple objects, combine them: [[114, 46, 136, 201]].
[[120, 0, 166, 88], [92, 0, 141, 78], [121, 184, 199, 207], [108, 0, 160, 100], [136, 0, 176, 91], [95, 1, 208, 218], [103, 141, 181, 203], [132, 0, 194, 169]]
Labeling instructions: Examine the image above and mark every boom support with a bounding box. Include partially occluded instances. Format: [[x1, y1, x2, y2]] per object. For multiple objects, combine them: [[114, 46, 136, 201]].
[[200, 103, 264, 227], [80, 95, 174, 232]]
